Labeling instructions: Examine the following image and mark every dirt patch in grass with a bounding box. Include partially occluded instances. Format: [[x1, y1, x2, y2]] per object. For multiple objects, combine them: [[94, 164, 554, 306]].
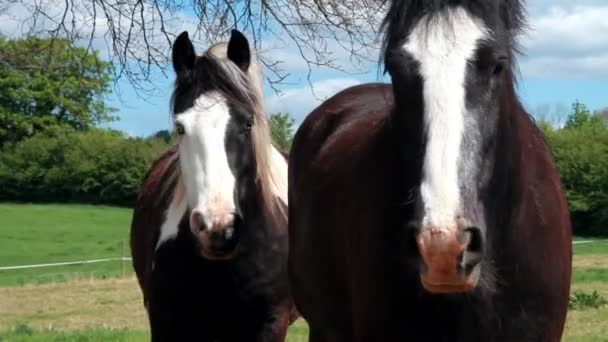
[[573, 255, 608, 269]]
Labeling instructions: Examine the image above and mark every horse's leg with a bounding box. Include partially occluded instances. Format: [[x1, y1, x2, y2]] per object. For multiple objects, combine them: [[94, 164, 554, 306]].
[[148, 302, 185, 342], [148, 271, 208, 341], [308, 328, 333, 342], [308, 326, 352, 342], [254, 308, 291, 342]]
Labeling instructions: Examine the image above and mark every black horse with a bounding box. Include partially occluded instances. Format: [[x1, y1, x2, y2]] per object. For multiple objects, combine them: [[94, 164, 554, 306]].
[[288, 1, 572, 341], [130, 30, 297, 341]]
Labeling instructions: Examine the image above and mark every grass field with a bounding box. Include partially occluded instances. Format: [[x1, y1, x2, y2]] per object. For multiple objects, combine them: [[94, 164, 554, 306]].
[[0, 204, 134, 286], [0, 204, 607, 341]]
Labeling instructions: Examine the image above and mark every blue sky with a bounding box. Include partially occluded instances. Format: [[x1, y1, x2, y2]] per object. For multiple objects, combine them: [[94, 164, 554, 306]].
[[106, 60, 608, 137], [2, 0, 607, 136]]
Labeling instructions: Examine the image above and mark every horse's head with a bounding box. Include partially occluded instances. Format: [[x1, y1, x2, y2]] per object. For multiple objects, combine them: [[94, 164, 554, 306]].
[[381, 1, 524, 293], [171, 29, 266, 260]]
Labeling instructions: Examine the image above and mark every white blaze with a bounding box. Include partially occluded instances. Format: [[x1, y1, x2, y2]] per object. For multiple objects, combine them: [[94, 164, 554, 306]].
[[402, 7, 488, 230], [156, 91, 289, 249], [156, 92, 236, 250], [176, 92, 236, 230]]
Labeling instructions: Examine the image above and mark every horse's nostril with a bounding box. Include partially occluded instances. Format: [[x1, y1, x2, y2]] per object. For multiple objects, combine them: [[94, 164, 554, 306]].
[[458, 227, 483, 275], [191, 211, 207, 232], [209, 231, 225, 248], [464, 227, 483, 253]]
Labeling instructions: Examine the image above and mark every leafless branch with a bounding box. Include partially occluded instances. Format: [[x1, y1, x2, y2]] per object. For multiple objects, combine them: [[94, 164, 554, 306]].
[[0, 0, 387, 97]]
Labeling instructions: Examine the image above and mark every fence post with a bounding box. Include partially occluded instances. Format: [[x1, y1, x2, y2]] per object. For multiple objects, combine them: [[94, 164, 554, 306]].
[[121, 240, 125, 277]]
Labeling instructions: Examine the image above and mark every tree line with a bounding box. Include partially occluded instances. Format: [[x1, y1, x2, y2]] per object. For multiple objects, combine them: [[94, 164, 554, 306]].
[[0, 36, 606, 236], [539, 102, 608, 236]]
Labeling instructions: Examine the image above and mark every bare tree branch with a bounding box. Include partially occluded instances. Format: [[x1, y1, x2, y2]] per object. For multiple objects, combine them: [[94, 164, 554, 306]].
[[0, 0, 387, 97]]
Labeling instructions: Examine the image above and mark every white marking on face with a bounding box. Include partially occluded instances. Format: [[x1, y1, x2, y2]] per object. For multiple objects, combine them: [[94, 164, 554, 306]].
[[175, 91, 237, 231], [402, 7, 488, 230]]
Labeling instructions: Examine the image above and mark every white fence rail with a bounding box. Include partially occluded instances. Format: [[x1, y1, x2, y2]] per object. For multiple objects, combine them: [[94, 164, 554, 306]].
[[0, 257, 132, 271]]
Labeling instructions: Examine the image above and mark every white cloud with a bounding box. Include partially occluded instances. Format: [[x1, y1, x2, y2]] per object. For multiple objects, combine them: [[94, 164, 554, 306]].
[[260, 32, 380, 75], [520, 5, 608, 79], [265, 78, 362, 126]]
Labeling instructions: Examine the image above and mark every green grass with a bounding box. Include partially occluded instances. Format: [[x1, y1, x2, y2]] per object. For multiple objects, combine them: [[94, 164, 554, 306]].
[[0, 325, 148, 342], [573, 268, 608, 283], [573, 239, 608, 255], [0, 203, 134, 286], [0, 320, 309, 342]]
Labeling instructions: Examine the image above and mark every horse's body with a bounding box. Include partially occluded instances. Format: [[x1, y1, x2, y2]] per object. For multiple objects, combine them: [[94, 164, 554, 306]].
[[290, 83, 571, 341], [131, 30, 296, 342], [288, 2, 572, 340]]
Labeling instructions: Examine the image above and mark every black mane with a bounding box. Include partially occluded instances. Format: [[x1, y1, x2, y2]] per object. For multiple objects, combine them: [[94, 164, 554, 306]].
[[380, 0, 526, 70]]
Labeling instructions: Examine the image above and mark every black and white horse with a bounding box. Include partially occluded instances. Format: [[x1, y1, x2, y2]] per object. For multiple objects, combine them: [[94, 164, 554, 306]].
[[131, 30, 297, 342]]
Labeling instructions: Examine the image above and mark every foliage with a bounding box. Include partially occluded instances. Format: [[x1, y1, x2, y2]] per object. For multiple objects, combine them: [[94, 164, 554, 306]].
[[565, 101, 597, 129], [0, 129, 170, 206], [0, 36, 114, 146], [150, 130, 173, 144], [11, 323, 34, 336], [268, 112, 295, 150], [569, 291, 608, 310], [540, 101, 608, 236]]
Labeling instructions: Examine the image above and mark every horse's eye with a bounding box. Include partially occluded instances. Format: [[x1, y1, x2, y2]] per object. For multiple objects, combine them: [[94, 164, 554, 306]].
[[245, 118, 254, 130], [494, 56, 508, 76], [175, 122, 185, 135]]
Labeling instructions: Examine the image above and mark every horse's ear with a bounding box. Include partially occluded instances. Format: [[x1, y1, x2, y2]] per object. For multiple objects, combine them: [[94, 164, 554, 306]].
[[172, 31, 195, 74], [227, 29, 251, 72]]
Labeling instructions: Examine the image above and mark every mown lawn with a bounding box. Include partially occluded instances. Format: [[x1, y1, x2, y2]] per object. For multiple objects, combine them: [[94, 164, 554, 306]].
[[0, 276, 306, 341], [0, 322, 309, 342], [0, 204, 607, 341], [0, 203, 134, 286]]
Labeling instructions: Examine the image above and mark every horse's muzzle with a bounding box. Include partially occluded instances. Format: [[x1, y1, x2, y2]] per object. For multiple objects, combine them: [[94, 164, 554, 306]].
[[191, 211, 240, 260], [416, 226, 482, 293]]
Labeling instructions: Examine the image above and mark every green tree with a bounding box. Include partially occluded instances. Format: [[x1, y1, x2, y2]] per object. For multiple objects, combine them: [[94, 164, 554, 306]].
[[565, 101, 595, 129], [543, 101, 608, 236], [0, 128, 170, 206], [268, 112, 295, 150], [150, 130, 173, 144], [0, 36, 114, 146]]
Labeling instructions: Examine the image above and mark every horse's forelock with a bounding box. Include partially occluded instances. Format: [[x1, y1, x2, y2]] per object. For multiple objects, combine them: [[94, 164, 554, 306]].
[[380, 0, 526, 72]]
